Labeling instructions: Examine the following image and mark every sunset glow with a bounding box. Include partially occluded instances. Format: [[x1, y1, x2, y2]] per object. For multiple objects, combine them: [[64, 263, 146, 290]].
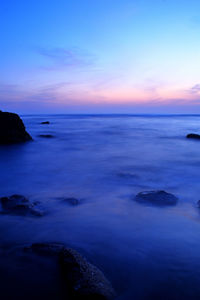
[[1, 0, 200, 113]]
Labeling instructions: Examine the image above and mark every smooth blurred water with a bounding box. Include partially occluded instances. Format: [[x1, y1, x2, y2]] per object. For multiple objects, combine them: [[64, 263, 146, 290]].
[[1, 114, 200, 299]]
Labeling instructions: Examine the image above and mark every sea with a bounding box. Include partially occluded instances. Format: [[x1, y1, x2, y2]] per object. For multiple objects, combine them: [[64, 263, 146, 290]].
[[1, 114, 200, 299]]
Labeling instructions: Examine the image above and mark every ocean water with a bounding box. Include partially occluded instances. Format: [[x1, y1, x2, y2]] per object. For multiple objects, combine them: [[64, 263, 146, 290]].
[[1, 114, 200, 299]]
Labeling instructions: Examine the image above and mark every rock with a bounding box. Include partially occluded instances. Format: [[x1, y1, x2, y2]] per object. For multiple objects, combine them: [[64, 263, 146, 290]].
[[135, 190, 178, 206], [60, 248, 116, 299], [0, 111, 32, 144], [186, 133, 200, 139], [38, 134, 54, 138], [197, 200, 200, 208], [41, 121, 50, 124], [62, 197, 81, 205], [0, 195, 43, 216], [28, 243, 116, 300]]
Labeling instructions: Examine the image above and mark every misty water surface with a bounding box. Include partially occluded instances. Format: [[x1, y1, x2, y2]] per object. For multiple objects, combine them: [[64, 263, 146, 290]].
[[1, 114, 200, 299]]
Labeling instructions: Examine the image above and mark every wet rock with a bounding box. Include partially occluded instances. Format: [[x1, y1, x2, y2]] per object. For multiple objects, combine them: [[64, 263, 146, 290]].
[[0, 195, 43, 216], [135, 190, 178, 206], [38, 134, 54, 138], [186, 133, 200, 139], [0, 111, 32, 144], [28, 243, 116, 300], [41, 121, 50, 124], [60, 247, 116, 299]]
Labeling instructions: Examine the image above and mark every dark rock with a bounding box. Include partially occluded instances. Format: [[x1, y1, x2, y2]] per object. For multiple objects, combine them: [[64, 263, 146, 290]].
[[197, 200, 200, 208], [186, 133, 200, 139], [135, 190, 178, 206], [38, 134, 54, 138], [63, 197, 81, 205], [28, 243, 116, 300], [0, 111, 32, 144], [0, 195, 43, 216], [41, 121, 50, 124], [60, 248, 116, 299]]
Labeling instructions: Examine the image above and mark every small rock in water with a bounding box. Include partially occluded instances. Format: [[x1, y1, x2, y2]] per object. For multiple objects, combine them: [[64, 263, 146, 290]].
[[63, 197, 81, 205], [135, 190, 178, 206], [0, 194, 43, 216], [41, 121, 50, 124], [28, 243, 116, 300], [38, 134, 54, 138], [186, 133, 200, 139], [0, 111, 32, 144]]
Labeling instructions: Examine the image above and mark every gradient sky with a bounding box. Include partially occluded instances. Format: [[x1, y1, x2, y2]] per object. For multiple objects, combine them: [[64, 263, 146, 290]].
[[1, 0, 200, 113]]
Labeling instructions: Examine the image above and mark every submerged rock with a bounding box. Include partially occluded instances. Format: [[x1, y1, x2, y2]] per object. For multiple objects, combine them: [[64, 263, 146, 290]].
[[0, 195, 43, 216], [0, 111, 32, 144], [62, 197, 81, 205], [38, 134, 54, 138], [186, 133, 200, 139], [41, 121, 50, 124], [27, 243, 116, 300], [135, 190, 178, 206]]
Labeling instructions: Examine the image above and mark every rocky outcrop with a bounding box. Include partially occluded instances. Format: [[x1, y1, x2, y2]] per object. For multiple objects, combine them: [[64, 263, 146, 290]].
[[0, 195, 43, 216], [186, 133, 200, 139], [41, 121, 50, 124], [135, 190, 178, 206], [26, 243, 116, 299], [0, 111, 32, 144]]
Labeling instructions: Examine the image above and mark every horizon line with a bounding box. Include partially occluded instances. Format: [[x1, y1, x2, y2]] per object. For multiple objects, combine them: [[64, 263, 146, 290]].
[[19, 113, 200, 116]]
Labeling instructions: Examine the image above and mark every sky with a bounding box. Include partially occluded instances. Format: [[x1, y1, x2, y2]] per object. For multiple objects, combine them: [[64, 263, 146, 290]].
[[1, 0, 200, 113]]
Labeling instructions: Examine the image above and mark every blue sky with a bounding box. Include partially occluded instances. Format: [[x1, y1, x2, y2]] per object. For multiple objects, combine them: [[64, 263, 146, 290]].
[[1, 0, 200, 113]]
